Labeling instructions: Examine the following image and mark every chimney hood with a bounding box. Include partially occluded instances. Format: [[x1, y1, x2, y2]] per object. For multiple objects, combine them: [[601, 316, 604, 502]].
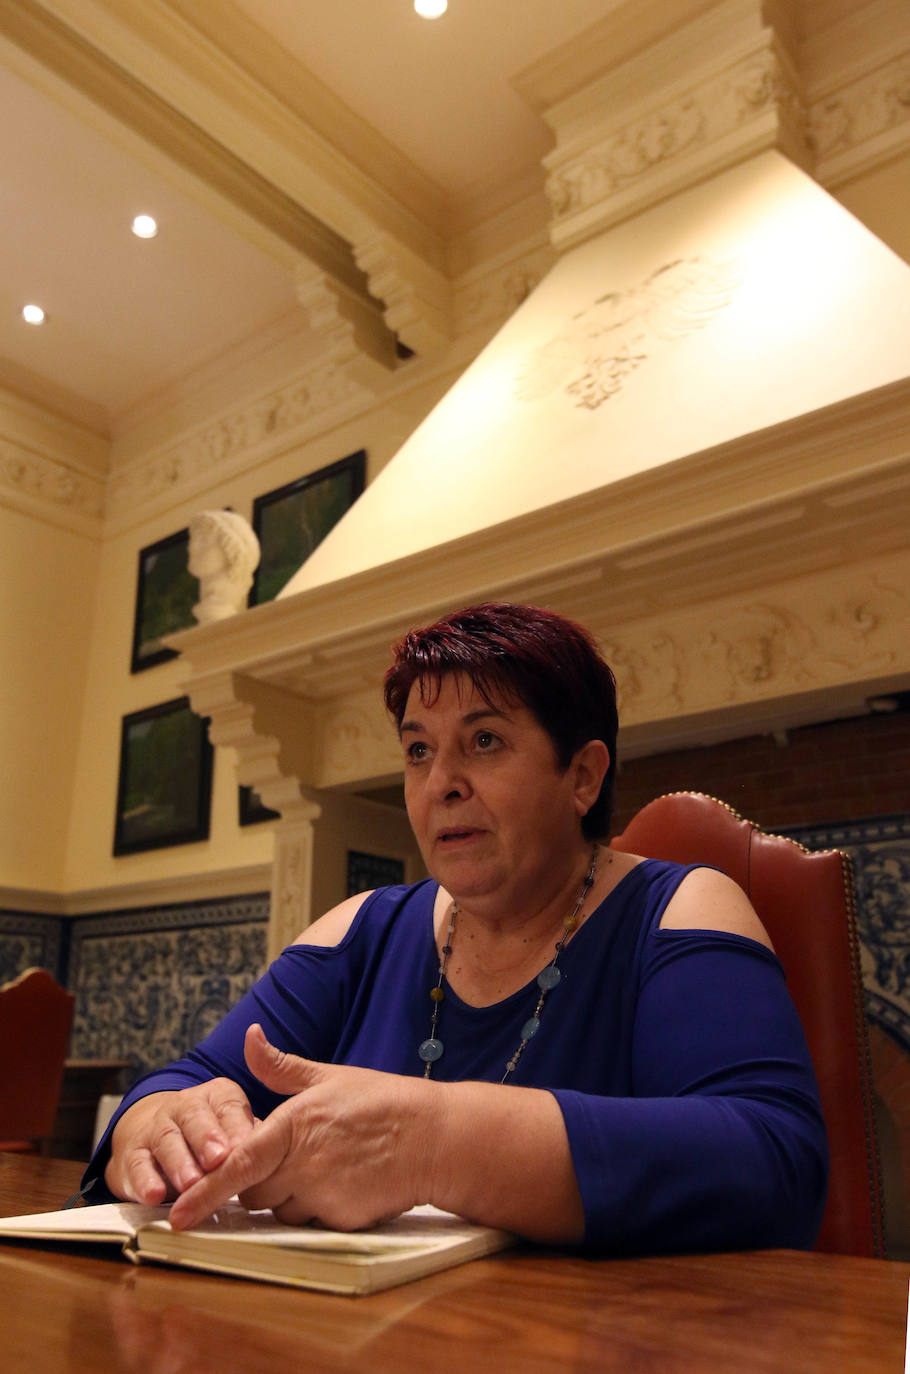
[[280, 151, 910, 600], [170, 149, 910, 953]]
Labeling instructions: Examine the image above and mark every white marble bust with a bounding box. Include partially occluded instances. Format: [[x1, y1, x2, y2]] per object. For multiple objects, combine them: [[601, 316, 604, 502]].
[[189, 510, 260, 624]]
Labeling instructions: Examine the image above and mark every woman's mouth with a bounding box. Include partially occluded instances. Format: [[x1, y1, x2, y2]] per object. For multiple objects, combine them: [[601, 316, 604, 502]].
[[436, 827, 482, 845]]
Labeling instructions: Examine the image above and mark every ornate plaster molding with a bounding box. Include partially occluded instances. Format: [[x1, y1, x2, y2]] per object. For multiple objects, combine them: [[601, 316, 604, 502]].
[[596, 549, 910, 753], [104, 360, 366, 528], [353, 230, 453, 356], [453, 243, 555, 338], [200, 550, 910, 792], [810, 53, 910, 185], [0, 435, 105, 530], [544, 41, 807, 247]]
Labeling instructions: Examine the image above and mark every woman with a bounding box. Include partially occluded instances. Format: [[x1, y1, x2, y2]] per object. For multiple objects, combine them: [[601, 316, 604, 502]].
[[89, 603, 827, 1253]]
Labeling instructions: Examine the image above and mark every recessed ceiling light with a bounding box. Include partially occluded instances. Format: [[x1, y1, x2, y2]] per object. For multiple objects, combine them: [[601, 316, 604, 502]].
[[22, 303, 45, 325], [415, 0, 447, 17], [131, 214, 158, 239]]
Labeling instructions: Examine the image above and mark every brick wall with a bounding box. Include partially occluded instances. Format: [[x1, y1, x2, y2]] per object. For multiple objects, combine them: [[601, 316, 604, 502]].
[[611, 709, 910, 835]]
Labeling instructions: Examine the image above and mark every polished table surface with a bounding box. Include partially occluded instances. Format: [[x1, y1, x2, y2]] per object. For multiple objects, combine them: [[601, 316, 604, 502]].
[[1, 1155, 907, 1373]]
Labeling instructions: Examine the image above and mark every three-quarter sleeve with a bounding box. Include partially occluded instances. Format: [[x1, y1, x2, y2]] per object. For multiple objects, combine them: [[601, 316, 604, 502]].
[[81, 939, 356, 1196], [551, 929, 828, 1253]]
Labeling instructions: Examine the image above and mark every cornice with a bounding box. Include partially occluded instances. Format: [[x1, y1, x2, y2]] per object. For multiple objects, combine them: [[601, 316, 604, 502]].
[[810, 51, 910, 187], [0, 389, 108, 532], [166, 378, 910, 703], [529, 0, 910, 247], [0, 437, 105, 534], [103, 358, 371, 533], [544, 34, 808, 248]]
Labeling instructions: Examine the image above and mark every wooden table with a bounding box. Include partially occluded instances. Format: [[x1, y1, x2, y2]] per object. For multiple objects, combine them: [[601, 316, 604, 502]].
[[1, 1154, 907, 1373]]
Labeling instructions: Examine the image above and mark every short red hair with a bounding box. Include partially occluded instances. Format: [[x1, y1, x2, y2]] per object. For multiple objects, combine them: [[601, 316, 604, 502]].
[[384, 603, 618, 839]]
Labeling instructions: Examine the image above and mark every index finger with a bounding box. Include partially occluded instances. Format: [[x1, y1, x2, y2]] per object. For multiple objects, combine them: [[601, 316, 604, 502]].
[[167, 1113, 291, 1230], [175, 1084, 256, 1169]]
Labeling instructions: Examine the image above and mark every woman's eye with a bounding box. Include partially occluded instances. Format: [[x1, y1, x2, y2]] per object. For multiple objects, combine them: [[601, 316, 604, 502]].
[[405, 741, 428, 762], [475, 731, 499, 751]]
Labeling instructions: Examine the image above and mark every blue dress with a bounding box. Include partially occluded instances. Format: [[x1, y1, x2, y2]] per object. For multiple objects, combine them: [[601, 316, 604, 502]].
[[84, 860, 828, 1253]]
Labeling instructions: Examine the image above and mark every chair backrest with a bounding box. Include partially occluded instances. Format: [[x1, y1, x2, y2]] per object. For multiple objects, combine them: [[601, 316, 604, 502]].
[[0, 967, 75, 1146], [610, 790, 885, 1258]]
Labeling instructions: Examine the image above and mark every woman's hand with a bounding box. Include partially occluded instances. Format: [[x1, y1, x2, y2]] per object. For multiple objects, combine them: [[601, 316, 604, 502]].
[[105, 1078, 257, 1205], [167, 1024, 438, 1232]]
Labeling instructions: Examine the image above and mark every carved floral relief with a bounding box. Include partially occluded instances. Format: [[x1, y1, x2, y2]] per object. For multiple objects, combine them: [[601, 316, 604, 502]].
[[0, 438, 105, 522], [106, 365, 363, 523], [514, 256, 742, 410], [545, 48, 804, 227]]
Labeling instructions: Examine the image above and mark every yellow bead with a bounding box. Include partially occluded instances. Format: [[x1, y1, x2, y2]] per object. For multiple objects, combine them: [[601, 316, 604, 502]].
[[430, 986, 444, 1002], [564, 914, 578, 932]]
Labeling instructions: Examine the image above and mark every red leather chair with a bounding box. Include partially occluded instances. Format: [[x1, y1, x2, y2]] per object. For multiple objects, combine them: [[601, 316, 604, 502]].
[[0, 967, 75, 1154], [610, 791, 885, 1258]]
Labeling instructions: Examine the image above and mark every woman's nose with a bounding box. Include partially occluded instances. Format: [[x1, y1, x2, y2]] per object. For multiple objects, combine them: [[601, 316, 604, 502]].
[[428, 748, 469, 800]]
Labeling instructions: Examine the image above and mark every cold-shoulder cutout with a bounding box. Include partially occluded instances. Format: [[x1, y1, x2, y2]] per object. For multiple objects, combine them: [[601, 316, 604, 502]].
[[657, 865, 774, 951], [292, 890, 374, 949]]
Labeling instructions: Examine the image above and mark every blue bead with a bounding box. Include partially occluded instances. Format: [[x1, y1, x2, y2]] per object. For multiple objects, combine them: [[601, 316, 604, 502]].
[[537, 965, 561, 990], [521, 1016, 540, 1039], [418, 1038, 444, 1063]]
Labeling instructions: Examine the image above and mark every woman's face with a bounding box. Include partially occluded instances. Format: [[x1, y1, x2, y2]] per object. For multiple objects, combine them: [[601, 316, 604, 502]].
[[400, 673, 603, 916]]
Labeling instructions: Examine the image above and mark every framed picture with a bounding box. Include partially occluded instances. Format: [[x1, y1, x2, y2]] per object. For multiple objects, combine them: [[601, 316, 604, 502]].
[[250, 450, 366, 605], [238, 784, 281, 827], [113, 697, 213, 856], [346, 850, 406, 897], [130, 528, 197, 672]]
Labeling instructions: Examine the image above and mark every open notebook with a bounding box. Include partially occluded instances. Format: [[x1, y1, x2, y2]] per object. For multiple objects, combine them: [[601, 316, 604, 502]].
[[0, 1199, 513, 1295]]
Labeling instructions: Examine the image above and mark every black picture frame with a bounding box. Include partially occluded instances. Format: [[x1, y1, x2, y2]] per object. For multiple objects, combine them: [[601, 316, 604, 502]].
[[130, 528, 197, 672], [238, 785, 281, 827], [249, 450, 366, 605], [113, 697, 213, 856]]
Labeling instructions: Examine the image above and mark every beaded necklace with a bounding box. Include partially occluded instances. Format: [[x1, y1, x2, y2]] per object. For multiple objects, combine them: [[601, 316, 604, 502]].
[[418, 846, 600, 1084]]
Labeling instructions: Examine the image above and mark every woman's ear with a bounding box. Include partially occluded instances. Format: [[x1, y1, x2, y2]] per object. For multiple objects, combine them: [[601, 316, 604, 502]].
[[571, 739, 610, 818]]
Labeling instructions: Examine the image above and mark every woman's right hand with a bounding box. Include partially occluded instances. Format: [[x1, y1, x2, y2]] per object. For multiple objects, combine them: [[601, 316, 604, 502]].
[[104, 1080, 257, 1204]]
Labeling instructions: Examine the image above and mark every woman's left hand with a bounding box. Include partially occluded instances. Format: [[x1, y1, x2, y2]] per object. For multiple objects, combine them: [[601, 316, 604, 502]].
[[167, 1024, 438, 1232]]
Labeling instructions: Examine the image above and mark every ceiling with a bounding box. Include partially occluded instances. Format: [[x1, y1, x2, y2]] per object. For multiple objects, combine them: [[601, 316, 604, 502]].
[[0, 0, 616, 436]]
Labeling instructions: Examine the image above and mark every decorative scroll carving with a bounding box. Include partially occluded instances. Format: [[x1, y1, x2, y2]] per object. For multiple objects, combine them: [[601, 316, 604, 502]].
[[809, 55, 910, 169], [106, 363, 364, 522], [702, 603, 816, 700], [514, 256, 742, 410], [821, 578, 910, 677], [545, 47, 805, 229], [0, 438, 104, 522], [600, 557, 910, 732]]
